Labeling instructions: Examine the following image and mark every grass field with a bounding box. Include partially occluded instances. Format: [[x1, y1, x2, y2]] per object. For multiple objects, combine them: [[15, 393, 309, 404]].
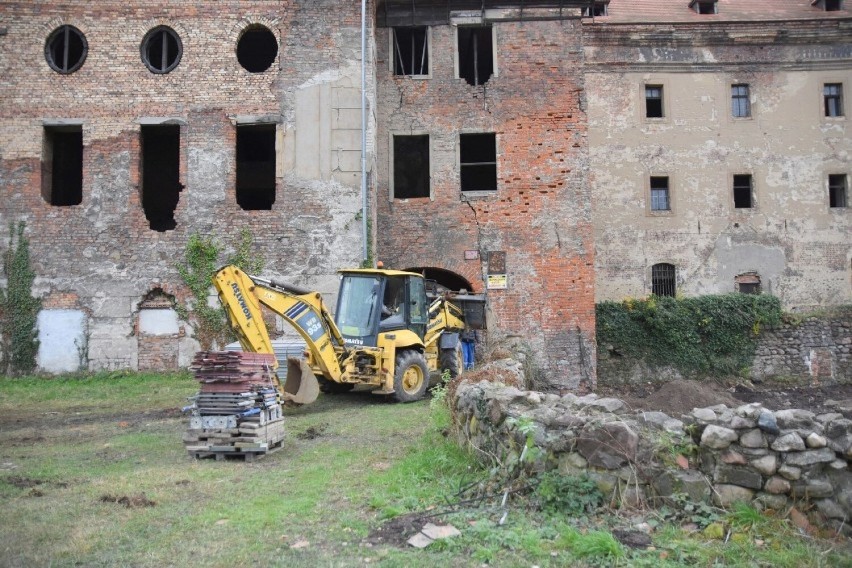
[[0, 372, 849, 567]]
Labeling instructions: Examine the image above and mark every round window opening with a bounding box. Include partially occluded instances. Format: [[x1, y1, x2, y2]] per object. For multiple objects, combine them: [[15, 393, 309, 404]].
[[141, 26, 183, 74], [45, 25, 88, 74], [237, 25, 278, 73]]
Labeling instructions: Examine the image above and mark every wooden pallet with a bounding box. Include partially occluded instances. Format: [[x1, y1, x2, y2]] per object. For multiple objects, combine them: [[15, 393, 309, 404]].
[[185, 418, 285, 461], [187, 438, 284, 462]]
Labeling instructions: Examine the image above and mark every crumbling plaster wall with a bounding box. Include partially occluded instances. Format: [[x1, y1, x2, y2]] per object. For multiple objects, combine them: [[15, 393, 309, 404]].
[[585, 22, 852, 310], [375, 14, 596, 390], [0, 1, 374, 372]]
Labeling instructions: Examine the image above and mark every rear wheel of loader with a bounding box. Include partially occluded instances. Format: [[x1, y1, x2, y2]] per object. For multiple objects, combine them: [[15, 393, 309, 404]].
[[439, 343, 463, 380], [392, 350, 429, 402]]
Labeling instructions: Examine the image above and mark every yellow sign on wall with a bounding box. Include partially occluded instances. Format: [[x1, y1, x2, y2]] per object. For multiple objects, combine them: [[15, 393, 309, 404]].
[[487, 274, 507, 290]]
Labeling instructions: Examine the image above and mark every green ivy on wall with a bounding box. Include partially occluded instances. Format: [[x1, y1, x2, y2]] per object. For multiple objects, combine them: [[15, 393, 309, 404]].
[[175, 229, 265, 350], [596, 294, 782, 375], [0, 222, 42, 376]]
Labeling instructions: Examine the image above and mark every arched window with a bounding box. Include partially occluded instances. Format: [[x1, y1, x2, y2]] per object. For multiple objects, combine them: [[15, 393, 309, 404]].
[[651, 263, 676, 297], [45, 25, 88, 74]]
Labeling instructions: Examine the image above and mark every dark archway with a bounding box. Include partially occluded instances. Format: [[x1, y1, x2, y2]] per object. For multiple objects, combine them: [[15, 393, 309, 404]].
[[404, 267, 473, 294]]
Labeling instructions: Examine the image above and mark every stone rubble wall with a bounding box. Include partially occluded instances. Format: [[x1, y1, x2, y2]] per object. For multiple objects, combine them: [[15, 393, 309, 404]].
[[598, 311, 852, 385], [751, 314, 852, 382], [452, 376, 852, 534]]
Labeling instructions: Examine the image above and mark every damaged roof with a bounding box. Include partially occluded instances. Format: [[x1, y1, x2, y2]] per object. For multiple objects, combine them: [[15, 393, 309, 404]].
[[376, 0, 850, 25], [588, 0, 850, 23]]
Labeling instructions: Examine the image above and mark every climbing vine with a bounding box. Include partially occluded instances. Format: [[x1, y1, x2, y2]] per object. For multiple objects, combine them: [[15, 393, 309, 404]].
[[175, 229, 265, 350], [596, 294, 782, 376], [0, 222, 42, 376]]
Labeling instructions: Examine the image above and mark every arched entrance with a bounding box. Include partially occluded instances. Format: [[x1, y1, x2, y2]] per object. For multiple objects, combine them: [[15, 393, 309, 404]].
[[403, 266, 474, 294]]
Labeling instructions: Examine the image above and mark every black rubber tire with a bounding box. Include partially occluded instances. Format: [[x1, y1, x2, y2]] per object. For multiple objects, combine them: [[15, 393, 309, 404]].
[[439, 343, 463, 379], [318, 376, 356, 394], [392, 350, 430, 402]]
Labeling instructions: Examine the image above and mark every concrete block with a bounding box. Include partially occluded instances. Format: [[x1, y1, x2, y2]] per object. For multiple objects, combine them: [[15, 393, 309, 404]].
[[138, 308, 180, 336], [37, 309, 87, 373]]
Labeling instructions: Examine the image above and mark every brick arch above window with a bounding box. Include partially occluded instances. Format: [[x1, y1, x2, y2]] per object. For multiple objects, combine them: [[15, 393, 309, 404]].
[[230, 17, 281, 73]]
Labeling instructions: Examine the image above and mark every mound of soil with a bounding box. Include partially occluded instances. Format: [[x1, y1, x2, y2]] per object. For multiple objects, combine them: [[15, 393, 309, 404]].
[[611, 379, 741, 416], [364, 512, 428, 548]]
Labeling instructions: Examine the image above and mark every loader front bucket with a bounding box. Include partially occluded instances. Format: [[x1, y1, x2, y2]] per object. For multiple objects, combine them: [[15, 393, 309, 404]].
[[281, 357, 320, 405]]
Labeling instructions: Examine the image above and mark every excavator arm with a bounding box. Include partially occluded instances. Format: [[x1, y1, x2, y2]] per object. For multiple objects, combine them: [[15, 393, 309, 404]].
[[213, 265, 348, 404]]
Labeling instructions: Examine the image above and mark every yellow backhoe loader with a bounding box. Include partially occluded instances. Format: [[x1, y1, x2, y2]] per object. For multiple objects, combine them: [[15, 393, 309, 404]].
[[213, 265, 468, 404]]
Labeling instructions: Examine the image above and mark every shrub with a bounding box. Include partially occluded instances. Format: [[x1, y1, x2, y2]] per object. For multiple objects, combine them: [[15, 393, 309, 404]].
[[597, 294, 782, 375]]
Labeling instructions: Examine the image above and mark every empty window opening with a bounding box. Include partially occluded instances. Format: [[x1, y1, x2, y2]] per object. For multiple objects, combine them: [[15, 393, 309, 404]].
[[458, 26, 493, 86], [824, 83, 844, 117], [694, 1, 717, 14], [583, 3, 609, 16], [141, 26, 182, 74], [42, 126, 83, 206], [650, 176, 670, 211], [237, 25, 278, 73], [460, 133, 497, 192], [141, 125, 182, 231], [824, 0, 842, 10], [733, 174, 753, 209], [645, 85, 664, 118], [731, 84, 751, 118], [45, 25, 87, 74], [392, 27, 429, 76], [236, 124, 276, 210], [393, 135, 430, 199], [651, 263, 676, 297], [829, 174, 848, 208], [735, 273, 761, 295]]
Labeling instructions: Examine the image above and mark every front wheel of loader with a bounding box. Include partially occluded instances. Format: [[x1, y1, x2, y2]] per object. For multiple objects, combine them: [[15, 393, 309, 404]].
[[392, 350, 429, 402]]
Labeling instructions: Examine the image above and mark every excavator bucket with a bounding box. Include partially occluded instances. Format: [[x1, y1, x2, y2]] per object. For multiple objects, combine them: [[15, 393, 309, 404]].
[[281, 357, 320, 405]]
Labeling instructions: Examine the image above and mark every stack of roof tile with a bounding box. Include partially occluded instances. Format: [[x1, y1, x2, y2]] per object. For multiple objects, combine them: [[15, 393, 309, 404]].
[[183, 351, 285, 461]]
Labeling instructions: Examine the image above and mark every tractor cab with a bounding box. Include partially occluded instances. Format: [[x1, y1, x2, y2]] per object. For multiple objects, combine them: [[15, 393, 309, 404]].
[[335, 269, 428, 348]]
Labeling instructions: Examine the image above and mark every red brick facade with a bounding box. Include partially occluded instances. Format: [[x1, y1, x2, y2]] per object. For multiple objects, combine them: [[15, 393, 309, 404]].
[[375, 20, 596, 389]]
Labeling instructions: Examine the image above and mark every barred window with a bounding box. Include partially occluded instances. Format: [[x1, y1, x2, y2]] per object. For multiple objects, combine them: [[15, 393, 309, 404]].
[[652, 263, 676, 297]]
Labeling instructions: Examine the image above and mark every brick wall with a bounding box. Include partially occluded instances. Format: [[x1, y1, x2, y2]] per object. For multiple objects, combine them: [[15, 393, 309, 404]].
[[375, 18, 596, 390], [0, 1, 368, 371]]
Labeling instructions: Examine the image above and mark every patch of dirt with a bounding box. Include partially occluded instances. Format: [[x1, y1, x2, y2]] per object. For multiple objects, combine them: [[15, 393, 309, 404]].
[[601, 379, 852, 418], [5, 476, 44, 489], [296, 423, 328, 440], [612, 529, 652, 548], [6, 435, 46, 447], [364, 512, 428, 548], [0, 407, 183, 432], [99, 494, 157, 508]]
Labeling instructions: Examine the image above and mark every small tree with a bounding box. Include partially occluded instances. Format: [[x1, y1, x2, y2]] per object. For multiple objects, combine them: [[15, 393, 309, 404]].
[[0, 222, 41, 376]]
